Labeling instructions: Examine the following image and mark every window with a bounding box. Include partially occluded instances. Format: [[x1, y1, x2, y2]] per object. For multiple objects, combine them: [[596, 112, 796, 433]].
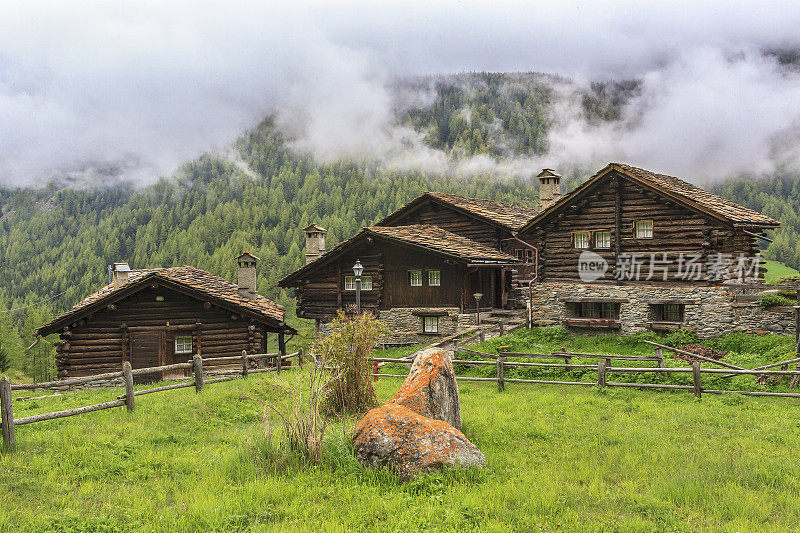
[[174, 336, 192, 355], [578, 302, 619, 319], [661, 304, 685, 322], [635, 220, 654, 239], [345, 275, 372, 290], [595, 231, 611, 249], [428, 270, 441, 286], [409, 270, 422, 286], [574, 231, 591, 249], [423, 316, 439, 333], [515, 248, 534, 263]]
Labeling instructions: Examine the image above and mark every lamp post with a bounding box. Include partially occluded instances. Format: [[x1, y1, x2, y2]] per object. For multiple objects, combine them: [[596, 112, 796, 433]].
[[353, 259, 364, 315], [473, 292, 483, 326]]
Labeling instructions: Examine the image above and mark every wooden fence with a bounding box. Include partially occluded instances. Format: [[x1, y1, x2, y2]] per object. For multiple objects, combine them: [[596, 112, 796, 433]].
[[1, 349, 303, 452], [372, 338, 800, 398]]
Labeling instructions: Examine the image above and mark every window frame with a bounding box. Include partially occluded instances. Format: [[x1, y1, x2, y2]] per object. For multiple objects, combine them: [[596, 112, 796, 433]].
[[635, 220, 654, 239], [594, 230, 612, 249], [344, 275, 373, 291], [422, 315, 439, 333], [174, 336, 193, 355], [427, 270, 441, 287], [573, 231, 591, 250], [409, 270, 423, 287], [578, 302, 619, 319]]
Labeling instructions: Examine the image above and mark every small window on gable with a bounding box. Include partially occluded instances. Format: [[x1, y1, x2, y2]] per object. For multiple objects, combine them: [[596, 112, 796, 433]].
[[574, 231, 591, 249], [361, 276, 373, 290], [428, 270, 441, 286], [175, 336, 192, 355], [410, 270, 423, 286], [635, 220, 654, 239], [595, 231, 611, 249], [515, 249, 534, 263], [423, 316, 439, 333]]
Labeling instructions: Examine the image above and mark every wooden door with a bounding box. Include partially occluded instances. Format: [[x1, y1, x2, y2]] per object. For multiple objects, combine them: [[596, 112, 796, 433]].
[[130, 331, 163, 384]]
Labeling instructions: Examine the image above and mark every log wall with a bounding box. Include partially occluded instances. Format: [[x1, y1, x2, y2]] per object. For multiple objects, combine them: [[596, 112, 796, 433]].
[[523, 171, 762, 282]]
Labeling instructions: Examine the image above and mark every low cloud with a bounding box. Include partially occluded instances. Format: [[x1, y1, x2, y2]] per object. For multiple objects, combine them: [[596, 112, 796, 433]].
[[2, 1, 800, 186]]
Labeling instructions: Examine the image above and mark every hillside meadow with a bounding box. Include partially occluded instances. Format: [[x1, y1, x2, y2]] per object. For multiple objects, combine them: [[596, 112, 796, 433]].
[[2, 331, 800, 533]]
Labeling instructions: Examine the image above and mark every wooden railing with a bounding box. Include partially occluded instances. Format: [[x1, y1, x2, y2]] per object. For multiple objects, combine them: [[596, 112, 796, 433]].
[[1, 350, 303, 452]]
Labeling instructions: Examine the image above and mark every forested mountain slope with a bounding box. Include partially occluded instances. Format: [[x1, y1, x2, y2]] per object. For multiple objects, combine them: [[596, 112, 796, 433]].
[[1, 72, 798, 377]]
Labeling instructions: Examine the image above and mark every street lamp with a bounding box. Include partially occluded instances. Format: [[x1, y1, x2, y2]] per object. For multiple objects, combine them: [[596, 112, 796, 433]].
[[353, 259, 364, 315], [473, 292, 483, 326]]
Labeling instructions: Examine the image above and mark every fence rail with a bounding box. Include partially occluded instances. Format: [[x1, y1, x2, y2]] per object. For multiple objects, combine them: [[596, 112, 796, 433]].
[[1, 349, 303, 452]]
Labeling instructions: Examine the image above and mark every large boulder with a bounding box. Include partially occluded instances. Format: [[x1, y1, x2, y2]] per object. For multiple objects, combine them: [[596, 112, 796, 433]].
[[352, 349, 484, 479], [390, 347, 462, 430], [352, 403, 486, 480]]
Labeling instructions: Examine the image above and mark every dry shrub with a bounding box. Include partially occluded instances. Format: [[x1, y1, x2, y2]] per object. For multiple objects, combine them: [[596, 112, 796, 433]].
[[315, 309, 386, 416], [677, 344, 727, 363], [250, 357, 339, 464]]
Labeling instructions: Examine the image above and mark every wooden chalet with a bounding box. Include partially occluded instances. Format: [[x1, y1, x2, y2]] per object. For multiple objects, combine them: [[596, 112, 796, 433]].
[[38, 254, 296, 381], [279, 224, 519, 324], [519, 163, 780, 283], [376, 192, 540, 282]]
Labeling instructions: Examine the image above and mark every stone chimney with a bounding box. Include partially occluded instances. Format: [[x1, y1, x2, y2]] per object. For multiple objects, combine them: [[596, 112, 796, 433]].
[[236, 252, 259, 298], [304, 223, 327, 264], [537, 168, 562, 212], [110, 262, 131, 286]]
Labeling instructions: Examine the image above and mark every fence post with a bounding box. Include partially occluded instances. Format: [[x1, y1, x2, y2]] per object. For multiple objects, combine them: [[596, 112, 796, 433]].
[[277, 332, 286, 375], [499, 320, 505, 336], [597, 360, 606, 388], [1, 377, 15, 451], [193, 354, 204, 393], [562, 346, 572, 371], [241, 350, 249, 378], [656, 347, 667, 378], [298, 347, 304, 369], [692, 361, 702, 399], [123, 361, 135, 412], [479, 328, 486, 343], [496, 354, 505, 392], [790, 306, 800, 389]]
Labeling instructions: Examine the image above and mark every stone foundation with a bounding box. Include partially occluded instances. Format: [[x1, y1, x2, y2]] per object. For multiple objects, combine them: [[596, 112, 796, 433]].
[[530, 281, 797, 339]]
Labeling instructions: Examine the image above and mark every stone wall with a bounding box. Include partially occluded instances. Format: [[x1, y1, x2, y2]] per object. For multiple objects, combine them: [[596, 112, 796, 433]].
[[530, 281, 797, 339]]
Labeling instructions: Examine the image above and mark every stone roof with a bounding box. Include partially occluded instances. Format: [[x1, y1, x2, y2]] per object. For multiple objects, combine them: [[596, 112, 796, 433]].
[[523, 162, 781, 231], [279, 224, 517, 286], [613, 163, 780, 227], [378, 192, 539, 231], [367, 225, 517, 261], [38, 265, 287, 335]]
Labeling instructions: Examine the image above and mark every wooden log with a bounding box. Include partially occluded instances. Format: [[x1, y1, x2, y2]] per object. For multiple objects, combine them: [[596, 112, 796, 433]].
[[193, 355, 204, 393], [655, 348, 667, 378], [642, 340, 746, 371], [693, 361, 702, 399], [13, 399, 127, 426], [597, 360, 606, 387], [1, 377, 15, 451], [12, 370, 126, 390], [298, 347, 304, 369], [497, 355, 505, 392], [130, 362, 192, 376], [123, 362, 135, 412]]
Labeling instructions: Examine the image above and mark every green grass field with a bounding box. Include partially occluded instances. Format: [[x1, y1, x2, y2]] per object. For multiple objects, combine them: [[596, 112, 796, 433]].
[[3, 330, 800, 532], [764, 259, 800, 284]]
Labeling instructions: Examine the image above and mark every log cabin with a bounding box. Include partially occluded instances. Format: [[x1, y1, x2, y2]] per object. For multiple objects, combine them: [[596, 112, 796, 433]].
[[518, 163, 785, 337], [279, 223, 520, 341], [282, 163, 789, 340], [37, 253, 296, 381]]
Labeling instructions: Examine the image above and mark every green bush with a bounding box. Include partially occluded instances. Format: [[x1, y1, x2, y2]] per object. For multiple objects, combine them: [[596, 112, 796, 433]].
[[759, 293, 795, 309]]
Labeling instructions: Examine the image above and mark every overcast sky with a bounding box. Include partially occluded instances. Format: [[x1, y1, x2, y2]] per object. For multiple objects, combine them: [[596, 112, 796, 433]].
[[2, 1, 800, 185]]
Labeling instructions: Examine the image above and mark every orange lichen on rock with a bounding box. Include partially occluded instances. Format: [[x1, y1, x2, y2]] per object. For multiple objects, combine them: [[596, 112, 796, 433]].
[[352, 347, 483, 479], [390, 348, 462, 430], [352, 403, 486, 480]]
